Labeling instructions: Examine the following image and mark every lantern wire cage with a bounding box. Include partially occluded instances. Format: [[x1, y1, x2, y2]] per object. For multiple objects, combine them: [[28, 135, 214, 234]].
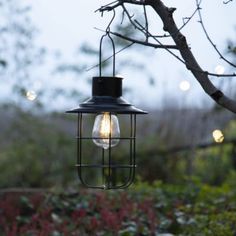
[[76, 113, 137, 189]]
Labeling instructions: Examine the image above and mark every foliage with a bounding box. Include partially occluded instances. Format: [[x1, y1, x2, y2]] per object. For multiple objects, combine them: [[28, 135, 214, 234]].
[[0, 106, 76, 188], [0, 1, 45, 102], [1, 180, 236, 235], [0, 105, 235, 188], [0, 107, 235, 236]]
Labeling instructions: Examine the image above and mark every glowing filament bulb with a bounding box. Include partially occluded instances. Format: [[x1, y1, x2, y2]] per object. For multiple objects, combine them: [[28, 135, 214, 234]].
[[92, 112, 120, 149]]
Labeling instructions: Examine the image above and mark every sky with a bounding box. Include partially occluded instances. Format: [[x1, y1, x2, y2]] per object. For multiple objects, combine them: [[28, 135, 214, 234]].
[[20, 0, 236, 109]]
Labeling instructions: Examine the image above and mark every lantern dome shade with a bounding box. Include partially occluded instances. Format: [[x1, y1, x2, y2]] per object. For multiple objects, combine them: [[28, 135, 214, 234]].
[[66, 76, 147, 114]]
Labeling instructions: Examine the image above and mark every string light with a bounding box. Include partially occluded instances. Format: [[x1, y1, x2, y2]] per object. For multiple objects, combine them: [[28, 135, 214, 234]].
[[179, 80, 190, 91], [215, 65, 225, 75], [26, 90, 37, 101], [212, 129, 224, 143]]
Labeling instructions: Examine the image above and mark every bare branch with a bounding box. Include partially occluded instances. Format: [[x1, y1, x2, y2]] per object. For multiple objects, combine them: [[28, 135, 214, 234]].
[[132, 6, 198, 39], [148, 0, 236, 113], [96, 0, 236, 113], [223, 0, 233, 4], [121, 9, 125, 24], [121, 4, 145, 35], [110, 31, 178, 49], [96, 1, 121, 13], [143, 5, 149, 42], [99, 0, 199, 39], [134, 21, 236, 78], [97, 0, 146, 13], [98, 2, 236, 78], [206, 71, 236, 77], [195, 0, 236, 68], [134, 20, 187, 63]]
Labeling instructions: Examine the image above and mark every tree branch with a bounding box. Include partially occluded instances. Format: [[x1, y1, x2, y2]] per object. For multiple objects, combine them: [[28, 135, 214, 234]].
[[134, 21, 236, 78], [97, 0, 146, 13], [98, 0, 236, 113], [148, 0, 236, 113], [223, 0, 233, 4], [143, 5, 149, 41], [110, 31, 178, 49], [96, 1, 121, 13], [195, 0, 236, 68]]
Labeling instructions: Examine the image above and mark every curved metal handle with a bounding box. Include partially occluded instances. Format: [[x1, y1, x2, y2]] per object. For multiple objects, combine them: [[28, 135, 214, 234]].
[[99, 10, 116, 77], [99, 34, 116, 77]]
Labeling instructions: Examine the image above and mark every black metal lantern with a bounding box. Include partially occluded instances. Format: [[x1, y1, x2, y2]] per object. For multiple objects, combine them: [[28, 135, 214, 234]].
[[67, 31, 147, 189]]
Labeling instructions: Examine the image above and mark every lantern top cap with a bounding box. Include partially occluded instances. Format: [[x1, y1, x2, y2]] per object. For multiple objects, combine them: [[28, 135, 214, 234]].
[[66, 76, 147, 114]]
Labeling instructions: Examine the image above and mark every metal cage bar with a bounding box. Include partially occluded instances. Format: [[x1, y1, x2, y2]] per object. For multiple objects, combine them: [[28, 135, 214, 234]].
[[76, 113, 137, 189], [108, 112, 112, 188], [112, 114, 136, 189]]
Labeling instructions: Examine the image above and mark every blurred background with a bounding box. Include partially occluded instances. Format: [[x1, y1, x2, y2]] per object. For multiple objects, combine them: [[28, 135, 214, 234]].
[[0, 0, 235, 189]]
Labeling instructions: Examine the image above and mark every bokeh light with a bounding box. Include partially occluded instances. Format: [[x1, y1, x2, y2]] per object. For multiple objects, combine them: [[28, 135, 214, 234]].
[[26, 90, 37, 101], [212, 129, 224, 143], [179, 80, 191, 91], [215, 65, 225, 75]]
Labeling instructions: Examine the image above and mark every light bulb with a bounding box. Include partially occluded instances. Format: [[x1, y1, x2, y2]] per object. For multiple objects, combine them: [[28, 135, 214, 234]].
[[92, 112, 120, 149]]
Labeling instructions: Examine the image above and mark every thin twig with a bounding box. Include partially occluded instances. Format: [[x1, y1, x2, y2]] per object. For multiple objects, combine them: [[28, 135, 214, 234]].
[[95, 0, 121, 13], [135, 21, 236, 78], [134, 20, 187, 63], [223, 0, 233, 4], [121, 4, 144, 34], [196, 0, 236, 68], [95, 0, 236, 112], [97, 1, 236, 78], [207, 71, 236, 77], [98, 0, 199, 39], [110, 31, 178, 49], [121, 9, 125, 24], [96, 0, 147, 13], [177, 7, 199, 33], [86, 42, 135, 72], [143, 5, 149, 42]]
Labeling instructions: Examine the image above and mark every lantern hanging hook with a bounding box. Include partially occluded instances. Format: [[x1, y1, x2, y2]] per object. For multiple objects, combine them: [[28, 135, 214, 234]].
[[99, 9, 116, 77], [105, 9, 116, 33]]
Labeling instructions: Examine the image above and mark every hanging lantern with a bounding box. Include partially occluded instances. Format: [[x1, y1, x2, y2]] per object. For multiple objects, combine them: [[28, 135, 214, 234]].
[[67, 32, 147, 189]]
